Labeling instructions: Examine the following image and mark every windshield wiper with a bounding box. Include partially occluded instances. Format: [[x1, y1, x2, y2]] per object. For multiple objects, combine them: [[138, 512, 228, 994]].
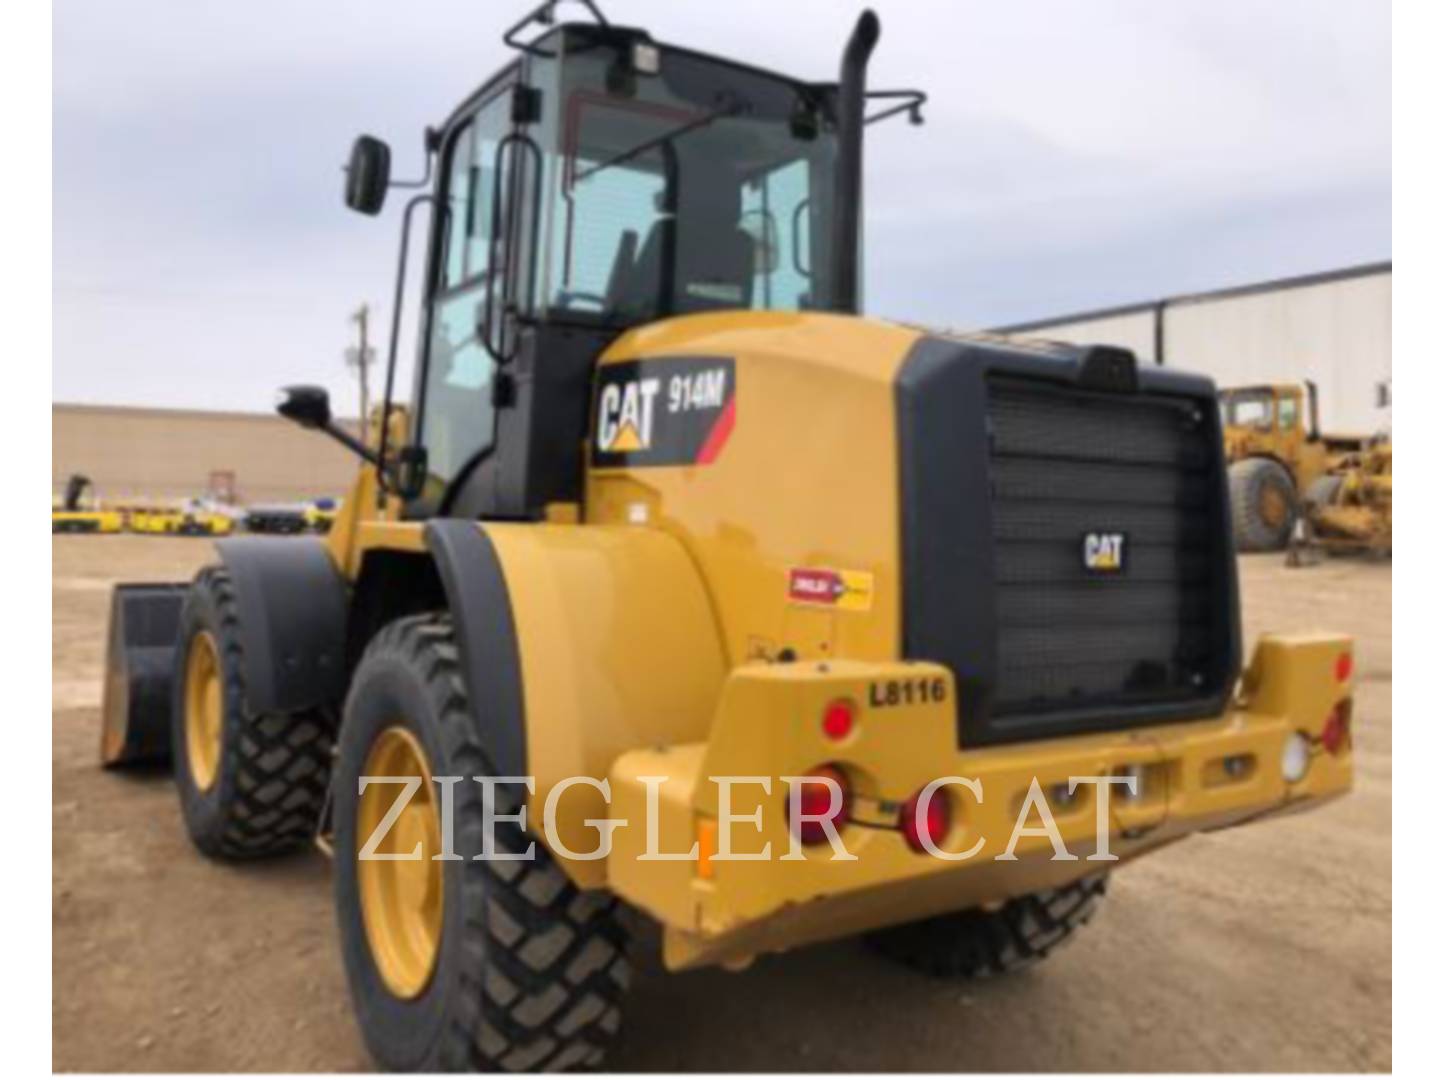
[[572, 97, 748, 186]]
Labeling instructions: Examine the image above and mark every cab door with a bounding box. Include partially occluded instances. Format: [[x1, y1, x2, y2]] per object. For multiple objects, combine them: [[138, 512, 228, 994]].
[[408, 77, 526, 514]]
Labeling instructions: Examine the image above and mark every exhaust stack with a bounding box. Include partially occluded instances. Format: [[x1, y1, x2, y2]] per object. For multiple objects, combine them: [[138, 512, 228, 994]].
[[833, 10, 880, 315]]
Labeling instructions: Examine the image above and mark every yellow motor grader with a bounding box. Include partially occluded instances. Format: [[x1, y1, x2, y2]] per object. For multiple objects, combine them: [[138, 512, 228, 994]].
[[100, 3, 1354, 1071], [1219, 381, 1368, 551], [1291, 439, 1392, 560]]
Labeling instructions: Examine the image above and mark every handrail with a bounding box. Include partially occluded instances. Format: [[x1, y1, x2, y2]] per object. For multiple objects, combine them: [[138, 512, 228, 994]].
[[378, 193, 444, 496], [480, 132, 545, 365], [503, 0, 610, 57], [866, 88, 927, 126]]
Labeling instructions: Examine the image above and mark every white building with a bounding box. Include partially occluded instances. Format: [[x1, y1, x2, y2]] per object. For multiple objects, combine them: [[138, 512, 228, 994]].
[[994, 262, 1391, 435]]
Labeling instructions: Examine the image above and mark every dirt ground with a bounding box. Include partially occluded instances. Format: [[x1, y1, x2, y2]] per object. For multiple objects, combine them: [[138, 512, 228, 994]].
[[52, 535, 1392, 1072]]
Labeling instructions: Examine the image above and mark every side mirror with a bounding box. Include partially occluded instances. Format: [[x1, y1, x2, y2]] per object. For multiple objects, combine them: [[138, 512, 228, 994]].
[[276, 385, 332, 430], [345, 135, 392, 215], [277, 385, 380, 467]]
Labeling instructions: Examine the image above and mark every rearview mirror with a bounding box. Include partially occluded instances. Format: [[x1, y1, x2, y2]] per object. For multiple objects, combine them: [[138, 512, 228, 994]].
[[276, 385, 332, 430], [345, 135, 392, 215], [277, 384, 381, 467]]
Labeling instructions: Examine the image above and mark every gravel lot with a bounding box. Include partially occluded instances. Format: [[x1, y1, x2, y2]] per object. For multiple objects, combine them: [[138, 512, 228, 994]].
[[52, 535, 1391, 1071]]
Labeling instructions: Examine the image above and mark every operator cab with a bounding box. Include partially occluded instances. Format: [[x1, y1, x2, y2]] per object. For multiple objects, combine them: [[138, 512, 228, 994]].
[[1220, 383, 1319, 439], [323, 2, 920, 522]]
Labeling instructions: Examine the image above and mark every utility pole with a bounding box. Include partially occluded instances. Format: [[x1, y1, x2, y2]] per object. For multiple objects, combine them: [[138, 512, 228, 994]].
[[346, 305, 375, 447]]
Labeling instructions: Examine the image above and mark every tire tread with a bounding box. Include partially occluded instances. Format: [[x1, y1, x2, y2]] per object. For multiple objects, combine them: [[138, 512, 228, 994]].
[[178, 565, 332, 859], [868, 874, 1107, 978], [345, 615, 628, 1072]]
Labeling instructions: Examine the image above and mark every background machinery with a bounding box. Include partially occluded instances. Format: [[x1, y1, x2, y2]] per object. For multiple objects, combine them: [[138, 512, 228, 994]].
[[51, 474, 123, 534], [242, 503, 310, 534], [303, 497, 340, 534], [1220, 381, 1368, 551], [1220, 381, 1392, 556], [99, 3, 1353, 1071], [125, 500, 236, 537], [1291, 438, 1393, 560]]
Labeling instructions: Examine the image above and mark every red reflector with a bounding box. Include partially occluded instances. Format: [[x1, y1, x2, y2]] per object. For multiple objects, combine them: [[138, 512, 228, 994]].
[[787, 765, 850, 845], [900, 784, 954, 853], [1322, 699, 1352, 754], [1335, 652, 1353, 683], [822, 700, 855, 741]]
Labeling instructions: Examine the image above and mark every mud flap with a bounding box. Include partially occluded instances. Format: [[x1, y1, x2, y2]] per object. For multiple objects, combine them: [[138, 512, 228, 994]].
[[99, 583, 189, 767]]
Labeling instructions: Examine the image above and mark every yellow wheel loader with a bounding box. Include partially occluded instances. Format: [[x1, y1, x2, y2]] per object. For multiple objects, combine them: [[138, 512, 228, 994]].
[[1220, 381, 1366, 552], [100, 3, 1354, 1071]]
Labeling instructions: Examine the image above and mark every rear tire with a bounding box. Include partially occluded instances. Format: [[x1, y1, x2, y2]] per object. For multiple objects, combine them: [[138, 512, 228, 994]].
[[334, 614, 630, 1072], [172, 565, 333, 859], [867, 874, 1107, 978], [1228, 458, 1298, 552]]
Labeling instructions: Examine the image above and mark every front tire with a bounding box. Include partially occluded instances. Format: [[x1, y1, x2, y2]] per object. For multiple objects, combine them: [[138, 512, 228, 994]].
[[334, 614, 630, 1072], [1228, 458, 1298, 552], [172, 565, 333, 859], [867, 874, 1108, 978]]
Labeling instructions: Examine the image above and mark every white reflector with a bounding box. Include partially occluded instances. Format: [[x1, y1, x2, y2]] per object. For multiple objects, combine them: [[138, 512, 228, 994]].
[[1281, 732, 1310, 783]]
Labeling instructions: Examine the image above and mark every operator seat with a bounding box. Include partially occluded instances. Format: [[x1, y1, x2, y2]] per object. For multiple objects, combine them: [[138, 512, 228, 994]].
[[613, 170, 755, 317]]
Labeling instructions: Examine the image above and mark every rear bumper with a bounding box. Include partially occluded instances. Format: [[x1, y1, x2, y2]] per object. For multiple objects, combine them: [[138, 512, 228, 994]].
[[604, 633, 1353, 971]]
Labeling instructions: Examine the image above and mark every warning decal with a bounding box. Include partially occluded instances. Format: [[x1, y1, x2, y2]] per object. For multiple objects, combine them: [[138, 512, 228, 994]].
[[591, 357, 736, 468], [787, 567, 875, 612]]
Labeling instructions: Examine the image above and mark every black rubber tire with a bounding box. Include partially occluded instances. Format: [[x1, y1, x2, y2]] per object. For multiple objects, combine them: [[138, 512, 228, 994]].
[[172, 565, 333, 859], [1305, 474, 1343, 509], [334, 614, 630, 1073], [1228, 458, 1298, 552], [867, 874, 1108, 978]]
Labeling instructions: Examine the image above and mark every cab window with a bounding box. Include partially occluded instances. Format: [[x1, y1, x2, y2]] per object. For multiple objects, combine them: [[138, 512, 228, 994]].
[[418, 88, 515, 488], [1277, 397, 1299, 430], [741, 157, 813, 310], [1225, 393, 1274, 429]]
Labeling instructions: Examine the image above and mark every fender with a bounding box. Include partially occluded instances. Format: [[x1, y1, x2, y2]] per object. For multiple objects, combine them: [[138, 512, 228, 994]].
[[423, 520, 528, 781], [215, 537, 349, 714], [425, 519, 728, 887]]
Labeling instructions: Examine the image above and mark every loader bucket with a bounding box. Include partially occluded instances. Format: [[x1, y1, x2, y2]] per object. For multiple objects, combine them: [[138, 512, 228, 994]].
[[100, 583, 188, 767]]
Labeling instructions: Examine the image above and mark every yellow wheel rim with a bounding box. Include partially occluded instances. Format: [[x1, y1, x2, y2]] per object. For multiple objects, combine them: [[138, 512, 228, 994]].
[[357, 727, 444, 999], [183, 630, 224, 792], [1259, 482, 1289, 529]]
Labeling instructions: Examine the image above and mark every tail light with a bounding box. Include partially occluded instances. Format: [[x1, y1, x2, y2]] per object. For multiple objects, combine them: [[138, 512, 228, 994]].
[[787, 765, 850, 845], [1335, 652, 1353, 683], [821, 699, 855, 741], [1321, 699, 1352, 754], [900, 784, 953, 853]]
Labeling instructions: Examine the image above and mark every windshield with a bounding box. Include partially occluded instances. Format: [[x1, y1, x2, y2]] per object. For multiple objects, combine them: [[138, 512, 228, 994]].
[[533, 32, 841, 325], [1222, 390, 1275, 428]]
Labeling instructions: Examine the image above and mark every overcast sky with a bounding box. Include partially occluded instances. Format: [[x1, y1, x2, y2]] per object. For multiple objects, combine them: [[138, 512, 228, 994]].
[[53, 0, 1390, 414]]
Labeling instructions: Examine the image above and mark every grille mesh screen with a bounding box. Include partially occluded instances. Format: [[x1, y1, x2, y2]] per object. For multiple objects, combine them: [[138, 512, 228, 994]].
[[987, 376, 1225, 718]]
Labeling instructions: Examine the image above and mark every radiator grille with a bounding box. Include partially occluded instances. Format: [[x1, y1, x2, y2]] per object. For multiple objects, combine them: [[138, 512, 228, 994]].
[[986, 376, 1228, 720]]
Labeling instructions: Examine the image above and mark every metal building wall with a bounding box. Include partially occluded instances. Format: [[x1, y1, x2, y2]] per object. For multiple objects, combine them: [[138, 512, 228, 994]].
[[53, 404, 359, 505], [1163, 273, 1390, 434], [997, 264, 1391, 435]]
